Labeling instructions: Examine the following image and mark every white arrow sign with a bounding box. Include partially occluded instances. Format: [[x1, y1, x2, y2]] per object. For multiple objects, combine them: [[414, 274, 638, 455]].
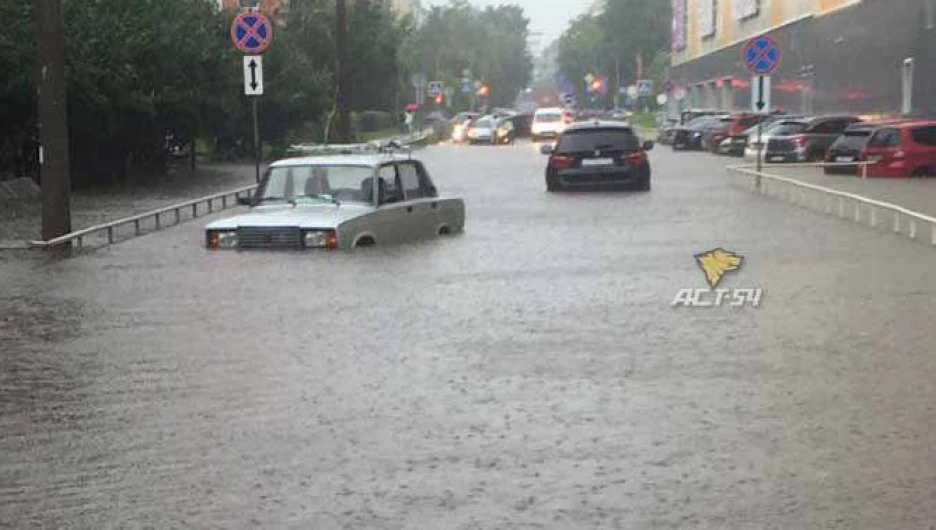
[[244, 56, 264, 96], [751, 75, 771, 114]]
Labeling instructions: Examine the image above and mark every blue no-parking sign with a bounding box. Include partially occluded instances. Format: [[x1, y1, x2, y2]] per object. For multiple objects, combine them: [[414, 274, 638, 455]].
[[231, 11, 273, 54], [743, 35, 781, 75]]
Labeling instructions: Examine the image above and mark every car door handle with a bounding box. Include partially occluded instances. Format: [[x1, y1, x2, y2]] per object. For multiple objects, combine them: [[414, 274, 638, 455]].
[[406, 206, 413, 213], [431, 202, 438, 209]]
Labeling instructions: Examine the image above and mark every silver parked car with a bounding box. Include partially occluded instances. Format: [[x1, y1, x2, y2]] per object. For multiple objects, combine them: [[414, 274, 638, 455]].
[[205, 153, 466, 250]]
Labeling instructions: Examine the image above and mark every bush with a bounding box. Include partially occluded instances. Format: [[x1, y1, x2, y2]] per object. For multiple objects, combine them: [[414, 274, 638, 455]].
[[354, 111, 394, 133]]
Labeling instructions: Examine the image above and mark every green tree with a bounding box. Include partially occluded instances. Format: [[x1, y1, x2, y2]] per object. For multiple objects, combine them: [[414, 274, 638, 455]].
[[557, 0, 671, 108]]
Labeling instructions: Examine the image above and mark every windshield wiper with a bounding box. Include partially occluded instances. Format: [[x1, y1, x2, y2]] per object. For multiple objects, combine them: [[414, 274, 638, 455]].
[[257, 196, 296, 205], [294, 194, 341, 207]]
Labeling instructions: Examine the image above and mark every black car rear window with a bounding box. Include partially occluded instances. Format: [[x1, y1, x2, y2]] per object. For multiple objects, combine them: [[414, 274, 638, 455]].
[[770, 122, 807, 135], [910, 126, 936, 146], [556, 128, 639, 153], [831, 129, 872, 149]]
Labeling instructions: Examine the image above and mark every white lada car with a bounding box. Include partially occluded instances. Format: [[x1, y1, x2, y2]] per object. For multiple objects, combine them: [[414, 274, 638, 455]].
[[205, 153, 465, 250]]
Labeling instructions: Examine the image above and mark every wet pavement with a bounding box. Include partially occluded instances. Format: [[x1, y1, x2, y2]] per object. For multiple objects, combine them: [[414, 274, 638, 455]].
[[0, 163, 257, 244], [3, 142, 936, 528]]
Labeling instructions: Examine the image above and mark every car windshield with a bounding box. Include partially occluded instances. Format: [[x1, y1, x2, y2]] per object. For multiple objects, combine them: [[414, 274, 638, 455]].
[[536, 113, 562, 123], [259, 165, 375, 204], [475, 119, 492, 128], [555, 128, 639, 154], [686, 116, 719, 128]]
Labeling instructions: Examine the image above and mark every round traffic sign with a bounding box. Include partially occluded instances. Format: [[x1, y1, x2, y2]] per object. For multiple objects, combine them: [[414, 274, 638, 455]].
[[656, 94, 668, 105], [743, 35, 782, 75], [231, 11, 273, 54]]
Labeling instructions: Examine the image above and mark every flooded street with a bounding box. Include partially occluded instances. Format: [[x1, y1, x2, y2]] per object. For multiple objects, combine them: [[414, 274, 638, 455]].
[[3, 143, 936, 528]]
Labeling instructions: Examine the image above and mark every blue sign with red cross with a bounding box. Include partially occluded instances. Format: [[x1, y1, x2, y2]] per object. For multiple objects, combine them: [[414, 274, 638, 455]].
[[743, 35, 781, 75], [231, 11, 273, 54]]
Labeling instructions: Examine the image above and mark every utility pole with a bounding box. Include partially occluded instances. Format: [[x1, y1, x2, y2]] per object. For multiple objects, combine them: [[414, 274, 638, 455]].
[[35, 0, 72, 242], [614, 58, 621, 109], [334, 0, 352, 143]]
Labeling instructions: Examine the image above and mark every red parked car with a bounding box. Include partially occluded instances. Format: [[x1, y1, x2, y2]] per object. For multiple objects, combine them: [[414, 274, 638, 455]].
[[860, 121, 936, 178], [702, 113, 770, 152]]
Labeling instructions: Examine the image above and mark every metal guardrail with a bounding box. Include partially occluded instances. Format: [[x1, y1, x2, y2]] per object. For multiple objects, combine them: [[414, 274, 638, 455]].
[[728, 162, 936, 246], [29, 184, 258, 249]]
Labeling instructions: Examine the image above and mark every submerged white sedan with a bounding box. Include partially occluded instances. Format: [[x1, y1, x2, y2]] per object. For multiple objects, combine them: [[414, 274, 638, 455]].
[[205, 153, 465, 250]]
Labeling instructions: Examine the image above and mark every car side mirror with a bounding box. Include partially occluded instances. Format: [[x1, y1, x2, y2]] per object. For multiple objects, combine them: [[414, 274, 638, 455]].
[[237, 197, 252, 206], [540, 144, 554, 155], [642, 140, 654, 151]]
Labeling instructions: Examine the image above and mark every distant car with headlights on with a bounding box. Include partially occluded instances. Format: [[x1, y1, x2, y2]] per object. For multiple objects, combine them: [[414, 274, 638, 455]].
[[467, 115, 497, 144], [205, 151, 465, 250], [450, 112, 480, 143], [540, 120, 654, 192]]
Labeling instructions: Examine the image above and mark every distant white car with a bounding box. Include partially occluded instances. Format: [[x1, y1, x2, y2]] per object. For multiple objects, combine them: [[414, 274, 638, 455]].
[[467, 116, 496, 144], [531, 107, 571, 141], [205, 152, 465, 250]]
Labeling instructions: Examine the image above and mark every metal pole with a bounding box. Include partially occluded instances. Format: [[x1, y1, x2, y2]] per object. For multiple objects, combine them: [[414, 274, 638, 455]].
[[35, 0, 72, 242], [755, 120, 763, 189], [252, 97, 260, 183], [334, 0, 352, 143]]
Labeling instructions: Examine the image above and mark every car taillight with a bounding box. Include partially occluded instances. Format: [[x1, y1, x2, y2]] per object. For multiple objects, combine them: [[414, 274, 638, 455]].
[[623, 152, 648, 166], [791, 134, 808, 148], [549, 155, 575, 170]]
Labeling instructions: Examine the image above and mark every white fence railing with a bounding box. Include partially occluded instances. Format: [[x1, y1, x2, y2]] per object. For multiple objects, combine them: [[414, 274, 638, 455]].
[[30, 184, 258, 249], [728, 163, 936, 246]]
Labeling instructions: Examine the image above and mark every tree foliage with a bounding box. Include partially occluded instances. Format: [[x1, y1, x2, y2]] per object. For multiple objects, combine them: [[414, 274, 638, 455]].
[[404, 0, 533, 109], [557, 0, 671, 107], [0, 0, 532, 185]]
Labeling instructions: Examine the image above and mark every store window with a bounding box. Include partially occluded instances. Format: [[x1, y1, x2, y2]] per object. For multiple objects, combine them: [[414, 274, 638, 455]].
[[734, 0, 760, 21], [672, 0, 688, 51], [699, 0, 717, 39]]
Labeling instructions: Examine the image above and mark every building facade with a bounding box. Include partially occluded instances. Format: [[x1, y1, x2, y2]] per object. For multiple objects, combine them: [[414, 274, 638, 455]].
[[670, 0, 936, 117]]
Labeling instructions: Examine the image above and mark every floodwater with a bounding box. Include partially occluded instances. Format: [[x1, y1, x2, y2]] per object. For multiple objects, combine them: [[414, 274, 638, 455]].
[[3, 143, 936, 528]]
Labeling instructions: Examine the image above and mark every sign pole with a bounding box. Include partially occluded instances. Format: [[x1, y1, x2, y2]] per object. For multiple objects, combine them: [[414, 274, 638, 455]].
[[35, 0, 72, 243], [252, 97, 261, 183], [743, 34, 782, 189]]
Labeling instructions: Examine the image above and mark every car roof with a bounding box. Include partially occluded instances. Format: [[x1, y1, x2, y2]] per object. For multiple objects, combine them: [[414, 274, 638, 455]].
[[270, 153, 413, 168], [805, 115, 861, 123], [563, 120, 635, 132], [888, 119, 936, 128], [535, 107, 564, 113]]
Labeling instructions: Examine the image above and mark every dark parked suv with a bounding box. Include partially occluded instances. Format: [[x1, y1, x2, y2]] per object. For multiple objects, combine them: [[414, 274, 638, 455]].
[[540, 121, 654, 192], [765, 115, 862, 162], [672, 115, 727, 151]]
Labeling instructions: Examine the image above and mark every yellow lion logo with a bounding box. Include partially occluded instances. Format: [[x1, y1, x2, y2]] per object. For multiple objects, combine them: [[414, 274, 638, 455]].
[[695, 248, 744, 289]]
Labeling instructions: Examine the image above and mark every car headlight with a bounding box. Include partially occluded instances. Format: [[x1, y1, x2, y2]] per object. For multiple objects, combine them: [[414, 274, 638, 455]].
[[207, 230, 237, 249], [693, 132, 702, 138], [303, 230, 338, 249]]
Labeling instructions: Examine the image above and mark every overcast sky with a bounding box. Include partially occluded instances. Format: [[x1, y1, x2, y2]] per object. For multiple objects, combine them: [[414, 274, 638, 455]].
[[422, 0, 591, 53]]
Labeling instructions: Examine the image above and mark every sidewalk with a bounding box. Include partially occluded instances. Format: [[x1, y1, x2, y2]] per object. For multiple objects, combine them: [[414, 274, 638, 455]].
[[755, 164, 936, 219], [0, 163, 257, 245]]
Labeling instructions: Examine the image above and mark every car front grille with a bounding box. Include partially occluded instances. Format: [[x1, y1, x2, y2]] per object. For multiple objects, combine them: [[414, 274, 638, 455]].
[[237, 227, 302, 249]]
